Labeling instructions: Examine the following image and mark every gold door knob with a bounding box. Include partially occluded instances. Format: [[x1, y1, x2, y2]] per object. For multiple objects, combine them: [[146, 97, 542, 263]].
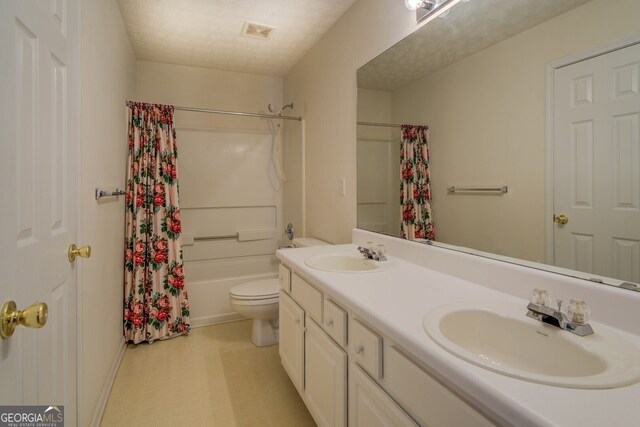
[[554, 214, 569, 225], [68, 244, 91, 262], [1, 301, 48, 339]]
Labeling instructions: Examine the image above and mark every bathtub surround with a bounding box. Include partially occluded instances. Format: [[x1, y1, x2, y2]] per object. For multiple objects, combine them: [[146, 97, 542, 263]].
[[123, 102, 190, 344], [356, 89, 399, 236], [137, 62, 286, 327]]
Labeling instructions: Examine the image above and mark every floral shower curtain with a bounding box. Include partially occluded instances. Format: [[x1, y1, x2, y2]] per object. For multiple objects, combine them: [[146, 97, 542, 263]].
[[123, 102, 190, 344], [400, 125, 435, 241]]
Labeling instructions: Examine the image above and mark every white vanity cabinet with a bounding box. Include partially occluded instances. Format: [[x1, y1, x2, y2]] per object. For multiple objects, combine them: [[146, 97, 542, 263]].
[[279, 263, 493, 427], [279, 266, 348, 426]]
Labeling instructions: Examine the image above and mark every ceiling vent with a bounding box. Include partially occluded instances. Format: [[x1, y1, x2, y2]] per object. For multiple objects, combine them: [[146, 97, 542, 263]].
[[241, 21, 274, 40]]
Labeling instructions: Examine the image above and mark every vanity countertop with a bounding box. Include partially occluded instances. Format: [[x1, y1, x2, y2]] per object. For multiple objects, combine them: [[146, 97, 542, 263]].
[[276, 235, 640, 427]]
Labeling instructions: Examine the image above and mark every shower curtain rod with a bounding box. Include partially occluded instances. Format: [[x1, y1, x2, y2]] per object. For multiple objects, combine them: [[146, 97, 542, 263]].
[[357, 121, 428, 128], [126, 102, 302, 121]]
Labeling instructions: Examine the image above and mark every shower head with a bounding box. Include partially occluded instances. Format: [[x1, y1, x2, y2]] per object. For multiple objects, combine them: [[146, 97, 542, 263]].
[[267, 103, 294, 117]]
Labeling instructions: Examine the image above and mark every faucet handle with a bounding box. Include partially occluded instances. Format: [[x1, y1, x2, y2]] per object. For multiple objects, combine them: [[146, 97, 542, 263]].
[[568, 299, 590, 325], [556, 299, 563, 312], [530, 289, 549, 306]]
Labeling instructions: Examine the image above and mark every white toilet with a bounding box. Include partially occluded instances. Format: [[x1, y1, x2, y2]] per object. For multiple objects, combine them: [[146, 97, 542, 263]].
[[229, 237, 329, 347]]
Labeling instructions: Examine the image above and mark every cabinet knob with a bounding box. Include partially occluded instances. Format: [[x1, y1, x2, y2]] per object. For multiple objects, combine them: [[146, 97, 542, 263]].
[[295, 318, 300, 325], [355, 344, 364, 355], [325, 319, 334, 327]]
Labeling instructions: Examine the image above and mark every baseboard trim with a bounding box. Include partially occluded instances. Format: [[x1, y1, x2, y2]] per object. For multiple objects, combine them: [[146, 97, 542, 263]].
[[191, 312, 245, 328], [90, 338, 126, 427]]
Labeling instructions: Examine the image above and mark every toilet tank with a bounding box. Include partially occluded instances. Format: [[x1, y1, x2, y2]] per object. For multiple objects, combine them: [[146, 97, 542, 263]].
[[291, 237, 330, 247]]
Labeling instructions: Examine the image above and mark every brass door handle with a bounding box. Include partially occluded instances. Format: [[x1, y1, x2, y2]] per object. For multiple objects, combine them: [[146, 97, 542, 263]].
[[554, 214, 569, 225], [68, 244, 91, 262], [1, 301, 48, 339]]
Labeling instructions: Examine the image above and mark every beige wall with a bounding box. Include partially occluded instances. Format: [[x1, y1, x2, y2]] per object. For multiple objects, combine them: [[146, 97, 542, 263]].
[[137, 61, 283, 133], [391, 0, 640, 262], [80, 0, 136, 425], [137, 62, 285, 326], [284, 0, 420, 243]]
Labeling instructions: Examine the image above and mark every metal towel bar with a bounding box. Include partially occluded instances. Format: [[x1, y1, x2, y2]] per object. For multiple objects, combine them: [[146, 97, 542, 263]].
[[194, 234, 238, 242], [95, 188, 126, 200], [447, 186, 508, 194], [192, 229, 276, 243]]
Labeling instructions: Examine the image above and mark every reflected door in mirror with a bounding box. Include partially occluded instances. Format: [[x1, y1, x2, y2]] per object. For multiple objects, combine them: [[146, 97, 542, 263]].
[[553, 42, 640, 283]]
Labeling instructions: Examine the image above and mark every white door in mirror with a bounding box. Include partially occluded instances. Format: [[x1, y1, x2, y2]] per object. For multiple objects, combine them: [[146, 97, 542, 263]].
[[553, 42, 640, 283]]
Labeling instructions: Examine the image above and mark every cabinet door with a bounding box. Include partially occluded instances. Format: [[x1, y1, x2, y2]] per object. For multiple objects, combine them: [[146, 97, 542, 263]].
[[279, 263, 291, 293], [305, 318, 347, 427], [384, 345, 493, 427], [350, 363, 418, 427], [279, 290, 305, 392]]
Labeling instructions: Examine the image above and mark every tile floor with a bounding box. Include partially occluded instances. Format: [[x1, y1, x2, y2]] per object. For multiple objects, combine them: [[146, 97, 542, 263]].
[[101, 320, 316, 426]]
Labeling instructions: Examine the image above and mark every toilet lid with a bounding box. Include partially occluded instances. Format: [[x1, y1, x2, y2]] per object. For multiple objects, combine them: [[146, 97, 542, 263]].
[[229, 279, 279, 300]]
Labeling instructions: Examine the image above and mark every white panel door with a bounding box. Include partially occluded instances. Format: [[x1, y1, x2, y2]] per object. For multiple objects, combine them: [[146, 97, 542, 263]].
[[0, 0, 79, 423], [554, 42, 640, 282]]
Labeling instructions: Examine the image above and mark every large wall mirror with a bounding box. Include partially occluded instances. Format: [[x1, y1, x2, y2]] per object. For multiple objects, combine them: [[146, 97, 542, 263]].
[[357, 0, 640, 290]]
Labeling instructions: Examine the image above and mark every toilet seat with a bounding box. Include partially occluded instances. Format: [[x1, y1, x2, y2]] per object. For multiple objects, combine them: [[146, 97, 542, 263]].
[[229, 296, 279, 306], [229, 278, 279, 301]]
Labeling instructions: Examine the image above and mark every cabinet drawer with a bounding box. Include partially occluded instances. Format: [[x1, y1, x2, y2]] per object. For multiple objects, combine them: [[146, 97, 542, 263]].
[[385, 345, 494, 427], [279, 264, 291, 293], [291, 273, 322, 323], [350, 318, 382, 379], [323, 298, 347, 347]]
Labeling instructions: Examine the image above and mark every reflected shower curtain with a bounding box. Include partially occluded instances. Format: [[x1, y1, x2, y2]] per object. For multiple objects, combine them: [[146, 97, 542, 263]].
[[400, 125, 435, 241], [123, 102, 190, 344]]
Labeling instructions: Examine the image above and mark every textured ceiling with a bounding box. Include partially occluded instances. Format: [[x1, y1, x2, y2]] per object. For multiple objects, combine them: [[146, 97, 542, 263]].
[[358, 0, 591, 91], [117, 0, 357, 77]]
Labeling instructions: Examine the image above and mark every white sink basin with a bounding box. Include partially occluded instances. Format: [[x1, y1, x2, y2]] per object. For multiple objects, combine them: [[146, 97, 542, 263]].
[[304, 252, 393, 273], [423, 301, 640, 389]]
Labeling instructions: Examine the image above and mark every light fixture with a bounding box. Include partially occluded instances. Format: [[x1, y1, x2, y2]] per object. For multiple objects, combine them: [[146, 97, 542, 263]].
[[404, 0, 436, 11], [405, 0, 465, 24]]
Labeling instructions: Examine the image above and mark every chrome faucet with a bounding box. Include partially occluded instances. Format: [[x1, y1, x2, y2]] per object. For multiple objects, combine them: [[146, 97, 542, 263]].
[[526, 297, 594, 336], [357, 243, 387, 261]]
